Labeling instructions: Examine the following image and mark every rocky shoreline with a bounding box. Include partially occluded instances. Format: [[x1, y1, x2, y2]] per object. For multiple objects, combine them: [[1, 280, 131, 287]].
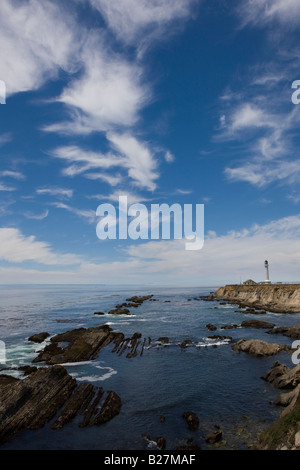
[[202, 284, 300, 313], [204, 287, 300, 450], [2, 291, 300, 450]]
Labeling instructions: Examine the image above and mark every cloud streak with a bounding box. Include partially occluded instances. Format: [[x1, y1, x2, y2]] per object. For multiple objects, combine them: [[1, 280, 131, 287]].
[[0, 0, 79, 96], [0, 228, 80, 266]]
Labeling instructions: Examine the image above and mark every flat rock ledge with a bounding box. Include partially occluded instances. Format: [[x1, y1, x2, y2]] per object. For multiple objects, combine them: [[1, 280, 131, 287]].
[[232, 339, 290, 357], [0, 365, 121, 445], [33, 324, 117, 365]]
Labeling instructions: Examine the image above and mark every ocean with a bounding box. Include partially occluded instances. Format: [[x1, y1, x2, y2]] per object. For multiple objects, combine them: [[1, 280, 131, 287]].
[[0, 284, 299, 450]]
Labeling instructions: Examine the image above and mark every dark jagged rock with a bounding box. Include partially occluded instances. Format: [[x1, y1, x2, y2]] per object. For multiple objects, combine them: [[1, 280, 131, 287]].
[[93, 391, 122, 425], [261, 361, 300, 390], [126, 332, 142, 358], [0, 375, 19, 386], [94, 311, 105, 316], [259, 362, 300, 449], [267, 324, 300, 339], [126, 295, 153, 304], [241, 320, 275, 329], [0, 365, 122, 445], [52, 382, 95, 429], [78, 387, 104, 428], [205, 429, 223, 444], [0, 365, 76, 444], [182, 412, 199, 431], [18, 365, 38, 376], [28, 332, 50, 343], [206, 324, 217, 331], [208, 335, 233, 342], [157, 337, 169, 345], [111, 332, 145, 358], [32, 324, 116, 365], [108, 308, 130, 315], [180, 339, 193, 348], [221, 324, 239, 330], [156, 436, 166, 450]]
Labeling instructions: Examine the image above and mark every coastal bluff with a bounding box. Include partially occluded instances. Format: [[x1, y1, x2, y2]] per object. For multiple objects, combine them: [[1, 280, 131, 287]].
[[208, 284, 300, 313]]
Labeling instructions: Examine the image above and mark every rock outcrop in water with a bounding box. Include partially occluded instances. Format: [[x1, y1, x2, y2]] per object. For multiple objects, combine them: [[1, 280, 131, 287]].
[[208, 284, 300, 313], [33, 324, 117, 365], [0, 365, 122, 445], [28, 332, 50, 343], [232, 339, 290, 357], [108, 295, 153, 314]]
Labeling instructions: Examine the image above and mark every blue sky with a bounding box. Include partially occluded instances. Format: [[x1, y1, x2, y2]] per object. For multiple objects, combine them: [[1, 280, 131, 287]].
[[1, 0, 300, 286]]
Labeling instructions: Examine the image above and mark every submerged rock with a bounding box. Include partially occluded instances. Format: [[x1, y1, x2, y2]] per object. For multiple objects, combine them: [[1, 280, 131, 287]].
[[182, 412, 199, 431], [205, 429, 223, 444], [180, 339, 193, 348], [157, 337, 169, 345]]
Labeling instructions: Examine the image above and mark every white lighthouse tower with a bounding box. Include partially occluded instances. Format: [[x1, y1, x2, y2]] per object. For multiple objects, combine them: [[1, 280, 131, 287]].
[[264, 260, 271, 284]]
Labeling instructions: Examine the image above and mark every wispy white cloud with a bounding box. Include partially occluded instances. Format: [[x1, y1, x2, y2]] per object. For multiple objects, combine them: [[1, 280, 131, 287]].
[[238, 0, 300, 28], [24, 210, 49, 221], [51, 146, 123, 177], [84, 172, 123, 187], [43, 32, 150, 135], [226, 160, 300, 188], [88, 0, 198, 48], [0, 183, 16, 191], [89, 190, 151, 205], [52, 133, 160, 191], [36, 187, 74, 199], [107, 132, 159, 191], [0, 0, 79, 96], [53, 202, 96, 224], [165, 150, 175, 163], [0, 228, 80, 266], [0, 134, 12, 146], [175, 189, 193, 195], [0, 170, 25, 180], [217, 62, 300, 188]]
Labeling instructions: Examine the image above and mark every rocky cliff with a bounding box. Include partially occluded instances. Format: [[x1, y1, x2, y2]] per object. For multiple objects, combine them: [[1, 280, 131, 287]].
[[211, 284, 300, 313]]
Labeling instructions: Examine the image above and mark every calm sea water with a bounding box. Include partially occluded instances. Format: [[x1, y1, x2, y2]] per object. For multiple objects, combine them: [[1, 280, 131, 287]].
[[0, 284, 299, 450]]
